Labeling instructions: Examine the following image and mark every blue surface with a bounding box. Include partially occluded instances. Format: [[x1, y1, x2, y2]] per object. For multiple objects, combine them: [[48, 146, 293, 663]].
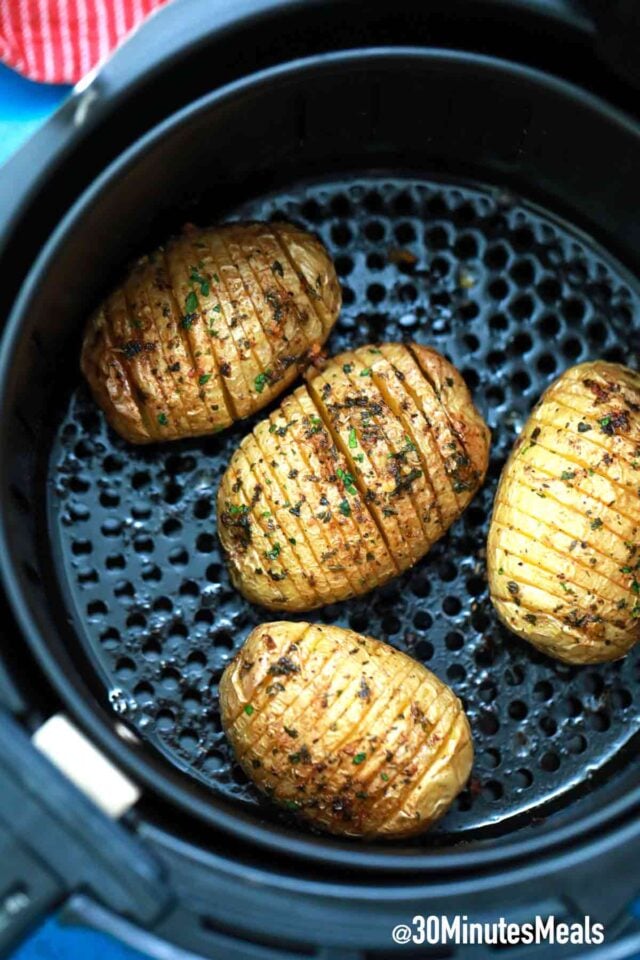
[[12, 918, 149, 960], [0, 62, 70, 166]]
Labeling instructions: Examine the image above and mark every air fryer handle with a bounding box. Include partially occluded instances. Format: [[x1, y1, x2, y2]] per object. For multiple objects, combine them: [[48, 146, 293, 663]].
[[0, 710, 172, 958]]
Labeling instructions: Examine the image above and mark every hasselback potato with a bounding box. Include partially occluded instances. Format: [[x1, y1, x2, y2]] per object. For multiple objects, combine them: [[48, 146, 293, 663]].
[[220, 621, 473, 838], [488, 360, 640, 664], [81, 221, 340, 443], [217, 342, 490, 611]]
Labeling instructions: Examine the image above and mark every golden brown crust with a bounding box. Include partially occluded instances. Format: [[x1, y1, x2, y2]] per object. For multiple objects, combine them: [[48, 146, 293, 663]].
[[218, 343, 490, 611], [219, 622, 473, 839], [80, 221, 340, 443], [488, 360, 640, 664]]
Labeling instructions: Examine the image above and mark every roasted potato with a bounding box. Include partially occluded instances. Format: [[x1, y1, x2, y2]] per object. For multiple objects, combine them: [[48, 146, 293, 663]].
[[488, 360, 640, 664], [81, 221, 340, 443], [220, 621, 473, 838], [217, 342, 490, 610]]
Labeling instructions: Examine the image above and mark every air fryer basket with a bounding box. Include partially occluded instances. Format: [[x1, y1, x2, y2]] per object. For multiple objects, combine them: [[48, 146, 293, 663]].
[[50, 173, 640, 845], [1, 48, 640, 879]]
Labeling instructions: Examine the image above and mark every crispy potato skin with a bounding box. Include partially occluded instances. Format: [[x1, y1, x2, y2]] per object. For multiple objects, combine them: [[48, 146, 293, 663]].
[[81, 222, 340, 443], [220, 622, 473, 839], [217, 342, 490, 611], [488, 360, 640, 664]]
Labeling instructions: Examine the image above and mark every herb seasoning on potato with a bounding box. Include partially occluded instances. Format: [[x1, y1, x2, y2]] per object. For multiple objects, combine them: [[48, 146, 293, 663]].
[[488, 360, 640, 664], [220, 621, 473, 838], [81, 221, 340, 443], [217, 342, 490, 610]]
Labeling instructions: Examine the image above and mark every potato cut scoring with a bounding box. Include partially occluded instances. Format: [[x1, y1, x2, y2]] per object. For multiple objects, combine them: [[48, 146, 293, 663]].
[[488, 360, 640, 663], [220, 621, 473, 838], [217, 343, 490, 611], [81, 222, 340, 443]]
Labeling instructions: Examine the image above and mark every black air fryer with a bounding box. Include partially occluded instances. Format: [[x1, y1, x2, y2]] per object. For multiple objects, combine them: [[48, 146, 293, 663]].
[[0, 1, 639, 957]]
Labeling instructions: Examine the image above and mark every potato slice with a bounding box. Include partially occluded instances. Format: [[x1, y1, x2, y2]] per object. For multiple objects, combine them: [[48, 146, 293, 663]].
[[220, 622, 472, 839], [217, 449, 306, 610], [307, 362, 420, 570], [81, 221, 340, 443], [488, 359, 640, 663], [285, 389, 395, 598]]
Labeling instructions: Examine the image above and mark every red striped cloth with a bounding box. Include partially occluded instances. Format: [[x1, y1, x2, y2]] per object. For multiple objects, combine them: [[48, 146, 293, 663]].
[[0, 0, 171, 84]]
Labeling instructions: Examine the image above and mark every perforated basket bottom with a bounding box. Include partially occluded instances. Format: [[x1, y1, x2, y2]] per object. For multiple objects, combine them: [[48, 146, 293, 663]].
[[48, 176, 640, 842]]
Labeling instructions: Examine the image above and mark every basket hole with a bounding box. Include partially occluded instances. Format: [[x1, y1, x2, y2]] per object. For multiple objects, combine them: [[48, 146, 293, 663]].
[[510, 294, 535, 321], [510, 258, 535, 286], [447, 664, 466, 684], [539, 751, 560, 772], [508, 700, 528, 721], [538, 278, 562, 303], [488, 278, 509, 301], [367, 283, 385, 304], [453, 233, 478, 259], [164, 484, 183, 505], [425, 225, 449, 250], [193, 500, 212, 521], [331, 223, 352, 246], [513, 768, 533, 789], [589, 710, 610, 732], [169, 547, 189, 566], [364, 220, 386, 243], [537, 353, 557, 375], [533, 680, 553, 701], [484, 243, 509, 269]]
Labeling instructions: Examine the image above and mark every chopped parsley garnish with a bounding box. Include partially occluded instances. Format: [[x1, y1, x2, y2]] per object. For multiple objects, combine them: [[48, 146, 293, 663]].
[[348, 427, 358, 449], [590, 518, 603, 530], [598, 415, 612, 431], [288, 537, 296, 545], [199, 373, 211, 385], [264, 543, 281, 560], [189, 268, 210, 296], [380, 772, 389, 782], [359, 367, 372, 377], [339, 499, 351, 517], [337, 468, 357, 495], [254, 371, 272, 394], [185, 291, 198, 313], [271, 260, 284, 277], [181, 314, 195, 330], [244, 704, 254, 716], [577, 422, 591, 433], [157, 413, 168, 426], [309, 416, 323, 434], [632, 580, 640, 595], [342, 363, 352, 374], [353, 752, 367, 765], [212, 273, 220, 283], [227, 503, 249, 516], [561, 470, 575, 481]]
